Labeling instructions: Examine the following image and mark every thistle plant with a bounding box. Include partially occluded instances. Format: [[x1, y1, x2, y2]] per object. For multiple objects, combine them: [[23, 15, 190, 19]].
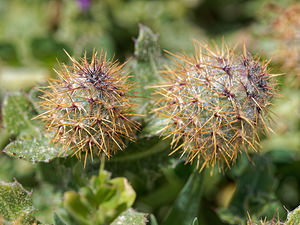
[[153, 41, 278, 171], [1, 20, 296, 225], [35, 50, 139, 166]]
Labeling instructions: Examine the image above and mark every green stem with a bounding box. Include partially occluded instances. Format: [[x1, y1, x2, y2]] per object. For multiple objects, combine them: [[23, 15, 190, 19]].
[[100, 154, 105, 173], [108, 139, 169, 162]]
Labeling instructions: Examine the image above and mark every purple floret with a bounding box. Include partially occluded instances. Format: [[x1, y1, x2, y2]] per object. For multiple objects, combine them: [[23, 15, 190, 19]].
[[77, 0, 90, 11]]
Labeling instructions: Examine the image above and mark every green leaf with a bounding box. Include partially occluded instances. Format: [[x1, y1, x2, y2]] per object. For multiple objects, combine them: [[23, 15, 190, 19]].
[[111, 208, 147, 225], [54, 208, 80, 225], [3, 136, 61, 163], [54, 212, 67, 225], [61, 168, 139, 225], [0, 128, 10, 150], [2, 92, 63, 163], [217, 154, 280, 224], [29, 87, 44, 113], [64, 191, 91, 225], [109, 177, 136, 209], [37, 157, 88, 190], [162, 169, 205, 225], [3, 92, 40, 138], [138, 166, 184, 209], [92, 176, 136, 224], [142, 117, 169, 138], [0, 180, 36, 224], [131, 25, 162, 114], [149, 214, 158, 225], [106, 136, 171, 192], [191, 218, 199, 225], [134, 24, 160, 62], [81, 187, 98, 208], [286, 205, 300, 225]]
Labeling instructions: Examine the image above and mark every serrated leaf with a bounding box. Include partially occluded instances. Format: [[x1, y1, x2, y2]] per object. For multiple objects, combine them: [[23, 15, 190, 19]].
[[3, 136, 60, 163], [0, 180, 36, 225], [111, 208, 147, 225], [286, 205, 300, 225], [2, 92, 63, 163], [3, 92, 40, 138]]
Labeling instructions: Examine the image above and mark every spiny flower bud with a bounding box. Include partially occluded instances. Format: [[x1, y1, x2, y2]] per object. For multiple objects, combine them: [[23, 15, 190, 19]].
[[36, 50, 139, 166], [153, 41, 278, 171], [247, 210, 281, 225]]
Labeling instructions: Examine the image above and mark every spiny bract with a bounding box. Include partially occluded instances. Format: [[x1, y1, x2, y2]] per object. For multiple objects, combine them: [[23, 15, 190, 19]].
[[153, 41, 278, 171], [36, 50, 139, 166]]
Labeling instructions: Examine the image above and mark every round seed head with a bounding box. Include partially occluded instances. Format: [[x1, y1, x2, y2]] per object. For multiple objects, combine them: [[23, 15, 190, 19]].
[[154, 41, 278, 171], [36, 50, 139, 166]]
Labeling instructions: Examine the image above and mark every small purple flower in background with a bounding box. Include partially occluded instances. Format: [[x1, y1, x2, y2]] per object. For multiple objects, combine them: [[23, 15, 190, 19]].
[[77, 0, 91, 11]]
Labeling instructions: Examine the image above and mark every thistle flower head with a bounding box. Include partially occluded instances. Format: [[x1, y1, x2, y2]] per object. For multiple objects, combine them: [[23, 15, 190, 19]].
[[36, 50, 139, 166], [247, 210, 281, 225], [154, 41, 277, 171]]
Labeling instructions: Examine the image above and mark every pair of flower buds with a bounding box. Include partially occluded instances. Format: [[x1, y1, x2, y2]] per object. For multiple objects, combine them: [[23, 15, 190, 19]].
[[37, 41, 277, 170]]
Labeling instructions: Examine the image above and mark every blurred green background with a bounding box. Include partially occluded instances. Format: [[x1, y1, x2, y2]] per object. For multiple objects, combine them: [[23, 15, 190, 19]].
[[0, 0, 299, 224]]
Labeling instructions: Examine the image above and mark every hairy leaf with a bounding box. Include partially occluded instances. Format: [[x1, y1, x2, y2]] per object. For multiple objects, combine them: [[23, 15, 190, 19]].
[[2, 92, 62, 163], [286, 205, 300, 225], [134, 24, 160, 62], [131, 25, 162, 114], [111, 208, 147, 225], [3, 136, 60, 163], [3, 93, 40, 138], [0, 180, 36, 224]]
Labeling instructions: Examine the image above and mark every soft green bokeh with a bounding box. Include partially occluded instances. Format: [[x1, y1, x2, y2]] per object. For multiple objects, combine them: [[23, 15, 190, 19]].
[[0, 0, 299, 225]]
